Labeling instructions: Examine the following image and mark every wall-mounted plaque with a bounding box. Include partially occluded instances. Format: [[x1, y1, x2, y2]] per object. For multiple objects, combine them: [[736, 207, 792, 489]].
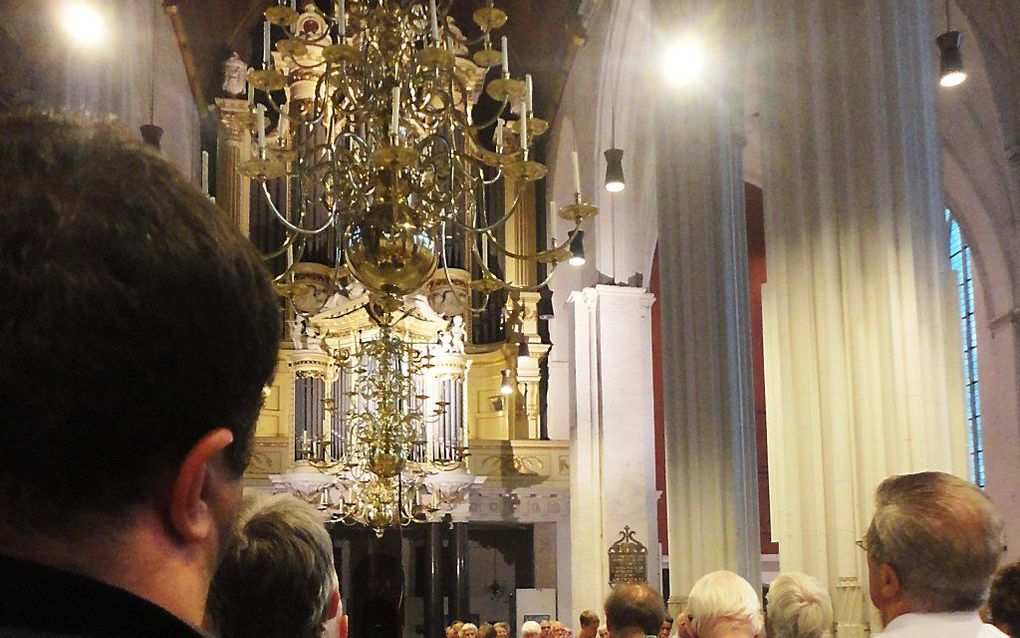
[[608, 526, 648, 585]]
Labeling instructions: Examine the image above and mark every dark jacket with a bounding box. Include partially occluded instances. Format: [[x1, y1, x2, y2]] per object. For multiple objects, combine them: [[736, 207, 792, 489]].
[[0, 553, 204, 638]]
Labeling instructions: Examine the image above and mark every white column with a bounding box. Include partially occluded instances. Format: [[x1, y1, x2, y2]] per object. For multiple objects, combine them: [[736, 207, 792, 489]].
[[653, 1, 761, 607], [569, 285, 659, 622], [757, 2, 969, 634]]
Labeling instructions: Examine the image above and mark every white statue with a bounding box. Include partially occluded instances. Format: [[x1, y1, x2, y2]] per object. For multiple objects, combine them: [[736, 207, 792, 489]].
[[290, 316, 307, 350], [222, 52, 247, 96], [436, 316, 466, 355], [448, 315, 467, 354]]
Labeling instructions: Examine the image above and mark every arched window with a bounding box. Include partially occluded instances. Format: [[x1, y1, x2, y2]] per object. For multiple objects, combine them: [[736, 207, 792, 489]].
[[946, 210, 984, 487]]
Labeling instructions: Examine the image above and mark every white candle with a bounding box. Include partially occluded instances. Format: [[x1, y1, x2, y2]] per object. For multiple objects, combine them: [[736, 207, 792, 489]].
[[201, 150, 209, 194], [390, 86, 401, 135], [482, 232, 489, 265], [429, 0, 440, 43], [548, 200, 558, 245], [338, 0, 345, 38], [278, 113, 289, 141], [496, 118, 504, 149], [571, 150, 581, 194], [263, 20, 270, 68], [302, 430, 310, 449], [501, 36, 508, 75], [525, 74, 533, 114], [519, 99, 528, 155], [247, 80, 254, 105], [256, 105, 267, 156]]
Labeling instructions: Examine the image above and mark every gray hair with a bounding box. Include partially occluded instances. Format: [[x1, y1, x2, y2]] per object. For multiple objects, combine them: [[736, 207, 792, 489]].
[[522, 621, 542, 636], [207, 493, 338, 638], [766, 573, 833, 638], [867, 471, 1004, 612], [687, 571, 764, 636]]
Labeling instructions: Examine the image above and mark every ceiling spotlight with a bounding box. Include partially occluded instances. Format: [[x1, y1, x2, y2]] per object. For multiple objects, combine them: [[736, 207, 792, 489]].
[[663, 36, 705, 86], [61, 2, 107, 48], [604, 107, 625, 192], [517, 337, 531, 363], [500, 369, 514, 395], [936, 30, 966, 87], [536, 293, 554, 320], [568, 229, 586, 267], [604, 148, 625, 193]]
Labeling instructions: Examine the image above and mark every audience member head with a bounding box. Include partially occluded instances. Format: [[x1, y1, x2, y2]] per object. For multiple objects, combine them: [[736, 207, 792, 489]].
[[579, 610, 601, 638], [764, 573, 833, 638], [552, 620, 567, 638], [449, 621, 465, 638], [989, 561, 1020, 637], [540, 620, 553, 638], [462, 622, 479, 638], [494, 621, 510, 638], [522, 621, 542, 638], [206, 493, 343, 638], [478, 623, 495, 638], [0, 111, 280, 626], [862, 471, 1004, 625], [604, 582, 667, 638], [686, 571, 764, 638], [597, 626, 608, 638], [659, 614, 674, 638]]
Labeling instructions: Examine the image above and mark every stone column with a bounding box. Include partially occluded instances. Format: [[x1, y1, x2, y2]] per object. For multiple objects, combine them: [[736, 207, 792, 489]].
[[569, 285, 659, 623], [215, 97, 252, 237], [652, 0, 761, 609], [425, 522, 444, 638], [451, 522, 471, 620], [756, 2, 969, 634]]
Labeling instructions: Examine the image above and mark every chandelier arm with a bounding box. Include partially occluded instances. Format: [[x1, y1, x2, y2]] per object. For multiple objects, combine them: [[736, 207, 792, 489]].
[[448, 184, 523, 233], [258, 181, 339, 234], [437, 229, 493, 314], [479, 221, 582, 262]]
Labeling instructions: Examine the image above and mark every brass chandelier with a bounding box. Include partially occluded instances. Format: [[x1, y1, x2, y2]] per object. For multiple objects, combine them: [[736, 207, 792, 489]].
[[245, 0, 599, 532]]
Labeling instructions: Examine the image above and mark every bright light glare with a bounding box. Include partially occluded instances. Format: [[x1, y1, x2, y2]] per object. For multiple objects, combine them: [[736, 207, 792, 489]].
[[569, 255, 586, 267], [605, 179, 625, 193], [663, 37, 705, 86], [940, 71, 967, 87], [62, 3, 107, 48]]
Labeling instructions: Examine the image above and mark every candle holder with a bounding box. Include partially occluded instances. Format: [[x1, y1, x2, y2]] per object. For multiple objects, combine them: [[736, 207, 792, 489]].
[[559, 192, 600, 222]]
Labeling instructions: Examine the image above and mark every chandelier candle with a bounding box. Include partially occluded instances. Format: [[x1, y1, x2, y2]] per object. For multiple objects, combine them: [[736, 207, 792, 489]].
[[525, 73, 533, 113], [337, 0, 345, 38], [520, 99, 528, 158], [501, 35, 509, 74], [201, 150, 209, 195], [391, 86, 401, 135], [256, 104, 266, 158], [262, 20, 270, 68], [572, 150, 582, 195], [496, 117, 504, 150], [429, 0, 440, 43]]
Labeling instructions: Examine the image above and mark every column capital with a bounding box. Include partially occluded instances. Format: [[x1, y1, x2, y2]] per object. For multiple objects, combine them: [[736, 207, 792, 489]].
[[216, 97, 253, 141]]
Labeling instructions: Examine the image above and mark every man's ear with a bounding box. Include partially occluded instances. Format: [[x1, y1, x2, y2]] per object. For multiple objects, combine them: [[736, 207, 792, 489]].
[[169, 428, 236, 542], [875, 561, 903, 601], [337, 613, 349, 638], [325, 588, 341, 621]]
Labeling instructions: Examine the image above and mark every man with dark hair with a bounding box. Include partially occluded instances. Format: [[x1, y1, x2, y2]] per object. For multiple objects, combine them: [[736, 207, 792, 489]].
[[658, 615, 673, 638], [862, 471, 1006, 637], [990, 562, 1020, 637], [604, 582, 666, 638], [0, 111, 281, 636], [579, 610, 601, 638]]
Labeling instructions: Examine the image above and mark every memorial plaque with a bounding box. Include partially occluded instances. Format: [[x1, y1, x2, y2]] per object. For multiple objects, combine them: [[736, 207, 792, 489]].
[[607, 526, 648, 585]]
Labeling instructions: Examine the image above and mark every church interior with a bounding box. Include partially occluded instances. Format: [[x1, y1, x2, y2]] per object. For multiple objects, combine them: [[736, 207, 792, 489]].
[[2, 0, 1019, 636]]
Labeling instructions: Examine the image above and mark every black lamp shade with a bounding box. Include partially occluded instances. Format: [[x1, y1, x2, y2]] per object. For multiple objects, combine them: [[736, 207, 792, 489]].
[[936, 30, 966, 87], [604, 147, 625, 192], [568, 229, 585, 265]]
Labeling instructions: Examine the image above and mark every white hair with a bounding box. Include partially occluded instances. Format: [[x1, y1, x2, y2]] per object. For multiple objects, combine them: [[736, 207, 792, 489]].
[[461, 623, 479, 636], [766, 573, 833, 638], [687, 571, 764, 636], [522, 621, 542, 636]]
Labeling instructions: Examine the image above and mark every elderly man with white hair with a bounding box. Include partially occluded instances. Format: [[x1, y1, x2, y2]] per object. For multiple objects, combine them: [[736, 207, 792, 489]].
[[681, 571, 763, 638], [522, 620, 543, 638], [861, 471, 1006, 637], [765, 572, 833, 638]]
